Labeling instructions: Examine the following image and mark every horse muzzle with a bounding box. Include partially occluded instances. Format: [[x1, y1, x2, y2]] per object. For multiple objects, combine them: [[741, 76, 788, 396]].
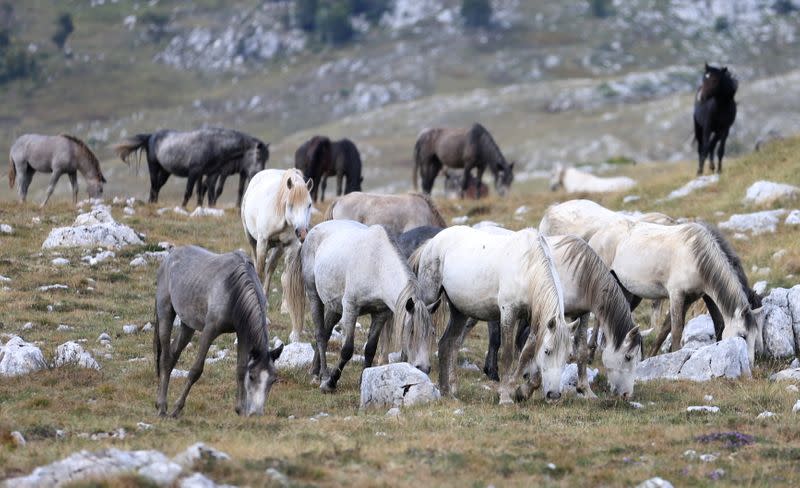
[[295, 228, 308, 242]]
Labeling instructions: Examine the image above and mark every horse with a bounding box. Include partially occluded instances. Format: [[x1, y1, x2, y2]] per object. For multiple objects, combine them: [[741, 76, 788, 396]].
[[201, 141, 270, 207], [548, 164, 636, 194], [9, 134, 106, 206], [154, 245, 284, 417], [284, 220, 439, 392], [114, 128, 269, 206], [296, 136, 363, 202], [443, 168, 489, 200], [294, 135, 333, 203], [413, 123, 514, 198], [410, 226, 575, 404], [587, 220, 764, 365], [323, 191, 446, 236], [241, 169, 313, 340], [694, 64, 737, 175]]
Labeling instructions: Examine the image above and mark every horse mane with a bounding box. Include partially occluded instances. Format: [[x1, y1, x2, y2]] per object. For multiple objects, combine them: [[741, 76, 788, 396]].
[[524, 232, 570, 356], [226, 255, 270, 355], [410, 193, 446, 227], [695, 220, 761, 308], [681, 224, 756, 331], [553, 236, 637, 351], [60, 134, 105, 180], [274, 169, 310, 216], [469, 123, 508, 173]]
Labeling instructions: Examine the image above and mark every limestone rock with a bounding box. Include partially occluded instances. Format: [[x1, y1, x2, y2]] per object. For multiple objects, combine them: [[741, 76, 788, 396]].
[[635, 349, 693, 382], [769, 368, 800, 382], [274, 342, 314, 370], [743, 181, 799, 206], [677, 338, 751, 381], [43, 208, 143, 249], [360, 363, 440, 409], [173, 443, 230, 468], [0, 336, 48, 377], [559, 363, 599, 394], [636, 477, 674, 488], [53, 341, 101, 370], [718, 209, 786, 235]]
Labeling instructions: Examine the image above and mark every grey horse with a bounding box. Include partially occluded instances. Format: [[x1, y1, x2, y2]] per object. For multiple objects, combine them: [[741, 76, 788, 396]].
[[9, 134, 106, 206], [154, 245, 283, 417], [114, 128, 269, 207]]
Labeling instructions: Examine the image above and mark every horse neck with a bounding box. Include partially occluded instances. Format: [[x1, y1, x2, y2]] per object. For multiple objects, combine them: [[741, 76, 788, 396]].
[[589, 276, 634, 350], [379, 253, 415, 313], [77, 158, 101, 181]]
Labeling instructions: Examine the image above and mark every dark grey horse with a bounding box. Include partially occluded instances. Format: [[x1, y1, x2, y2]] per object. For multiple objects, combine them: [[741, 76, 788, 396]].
[[9, 134, 106, 206], [154, 245, 283, 417], [694, 64, 737, 175], [114, 128, 269, 207], [295, 136, 363, 202]]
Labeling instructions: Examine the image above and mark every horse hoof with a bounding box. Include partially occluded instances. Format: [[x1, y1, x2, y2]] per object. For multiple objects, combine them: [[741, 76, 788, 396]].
[[320, 381, 336, 394], [577, 388, 598, 400], [310, 374, 320, 385]]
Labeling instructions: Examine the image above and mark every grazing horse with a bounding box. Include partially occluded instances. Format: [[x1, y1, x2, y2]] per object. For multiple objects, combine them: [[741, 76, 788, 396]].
[[9, 134, 106, 206], [296, 136, 363, 202], [548, 164, 636, 193], [588, 220, 764, 365], [413, 123, 514, 197], [324, 191, 446, 236], [284, 220, 438, 392], [443, 169, 489, 200], [410, 226, 574, 404], [114, 128, 269, 206], [694, 64, 737, 175], [202, 142, 270, 207], [241, 169, 313, 334], [154, 246, 284, 417]]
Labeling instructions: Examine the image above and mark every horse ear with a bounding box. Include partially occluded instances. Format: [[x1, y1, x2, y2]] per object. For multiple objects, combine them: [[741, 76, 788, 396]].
[[426, 297, 441, 314], [639, 327, 654, 338], [625, 325, 640, 341], [567, 318, 579, 333], [704, 62, 709, 71], [270, 343, 284, 361], [101, 175, 107, 183], [405, 297, 415, 313], [306, 178, 314, 191], [722, 66, 728, 73]]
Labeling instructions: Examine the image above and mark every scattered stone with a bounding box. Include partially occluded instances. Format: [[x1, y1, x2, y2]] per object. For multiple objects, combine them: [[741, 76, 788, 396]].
[[560, 363, 599, 394], [56, 324, 74, 331], [546, 462, 557, 470], [0, 336, 48, 376], [0, 223, 13, 234], [623, 195, 640, 204], [687, 406, 719, 413], [157, 207, 189, 217], [130, 256, 147, 267], [743, 181, 799, 206], [769, 368, 800, 382], [514, 205, 529, 215], [123, 206, 135, 216], [460, 360, 481, 372], [21, 322, 33, 330], [53, 341, 101, 370], [360, 363, 441, 409], [205, 349, 228, 364], [171, 369, 189, 378], [158, 241, 174, 250], [718, 209, 786, 235], [81, 250, 116, 266], [703, 395, 714, 403], [683, 449, 696, 460], [636, 477, 674, 488], [173, 443, 230, 468], [629, 401, 644, 409], [666, 174, 718, 200], [453, 408, 464, 415], [451, 215, 468, 224], [43, 207, 143, 249], [785, 209, 800, 225], [142, 322, 153, 332], [265, 467, 289, 487], [190, 207, 225, 218], [386, 407, 401, 417], [138, 460, 183, 486], [179, 472, 235, 488], [97, 332, 112, 343], [756, 411, 776, 419], [773, 249, 787, 261], [122, 324, 139, 334], [0, 275, 10, 282], [10, 431, 26, 447], [137, 422, 153, 431], [50, 257, 69, 266], [699, 453, 719, 462], [709, 468, 726, 481], [274, 342, 314, 370], [38, 284, 69, 292]]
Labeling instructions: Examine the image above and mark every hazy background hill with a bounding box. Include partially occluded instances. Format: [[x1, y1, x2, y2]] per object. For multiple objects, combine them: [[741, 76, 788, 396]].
[[1, 0, 799, 202]]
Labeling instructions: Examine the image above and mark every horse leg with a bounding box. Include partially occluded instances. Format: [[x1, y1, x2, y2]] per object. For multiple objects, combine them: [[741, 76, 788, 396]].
[[437, 305, 468, 397], [235, 174, 246, 208], [336, 172, 344, 196], [320, 175, 327, 202], [308, 291, 326, 382], [697, 128, 711, 176], [68, 172, 78, 204], [41, 169, 64, 207], [497, 308, 521, 405], [706, 133, 720, 172], [255, 239, 270, 289], [421, 159, 440, 194], [19, 165, 35, 202], [147, 159, 165, 203], [475, 164, 487, 200], [702, 295, 725, 341], [171, 326, 218, 417], [668, 293, 688, 353], [318, 306, 342, 393], [182, 173, 199, 208], [235, 339, 248, 415], [364, 311, 391, 368], [484, 320, 501, 381], [322, 304, 358, 392], [263, 245, 284, 306], [716, 130, 729, 174], [196, 176, 207, 208], [155, 300, 177, 416], [168, 323, 195, 371], [574, 314, 596, 399]]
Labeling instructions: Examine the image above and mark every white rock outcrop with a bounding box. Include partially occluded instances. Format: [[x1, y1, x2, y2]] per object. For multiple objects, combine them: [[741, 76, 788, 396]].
[[274, 342, 314, 370], [173, 443, 230, 468], [769, 368, 800, 382], [637, 338, 750, 382], [559, 363, 599, 395], [53, 341, 101, 370], [360, 363, 440, 409], [42, 207, 143, 249], [0, 336, 48, 377], [759, 286, 800, 358], [666, 175, 718, 200], [743, 181, 799, 206], [718, 209, 786, 235]]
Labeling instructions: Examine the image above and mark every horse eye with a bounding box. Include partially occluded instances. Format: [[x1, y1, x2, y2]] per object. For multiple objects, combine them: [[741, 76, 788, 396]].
[[625, 355, 632, 361]]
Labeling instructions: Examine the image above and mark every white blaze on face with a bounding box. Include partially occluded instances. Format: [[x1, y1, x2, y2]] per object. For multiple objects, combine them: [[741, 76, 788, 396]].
[[244, 369, 271, 416], [286, 200, 312, 240], [602, 344, 637, 398], [536, 326, 569, 400]]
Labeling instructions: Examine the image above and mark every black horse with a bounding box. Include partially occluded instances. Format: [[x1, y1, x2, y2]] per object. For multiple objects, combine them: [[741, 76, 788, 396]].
[[694, 64, 737, 175], [114, 128, 269, 207], [295, 135, 363, 202], [201, 143, 270, 207]]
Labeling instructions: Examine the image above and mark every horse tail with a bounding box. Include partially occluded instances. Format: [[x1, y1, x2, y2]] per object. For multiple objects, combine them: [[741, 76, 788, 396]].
[[285, 245, 306, 342], [8, 153, 15, 189], [113, 133, 151, 173], [153, 297, 161, 378], [323, 198, 338, 221], [412, 135, 423, 191]]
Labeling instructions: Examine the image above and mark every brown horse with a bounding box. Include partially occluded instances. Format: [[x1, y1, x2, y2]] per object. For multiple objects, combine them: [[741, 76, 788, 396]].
[[413, 123, 514, 198], [295, 135, 333, 202], [9, 134, 106, 206], [295, 136, 363, 202]]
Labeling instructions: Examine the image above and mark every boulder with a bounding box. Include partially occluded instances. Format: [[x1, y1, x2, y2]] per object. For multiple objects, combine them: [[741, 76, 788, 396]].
[[173, 443, 230, 468], [3, 448, 176, 488], [1, 223, 14, 234], [786, 210, 800, 225], [559, 363, 599, 394], [666, 174, 718, 200], [53, 341, 101, 370], [743, 181, 799, 207], [274, 342, 314, 370], [137, 460, 183, 486], [681, 314, 716, 350], [360, 363, 440, 409], [43, 208, 143, 249], [787, 286, 800, 353], [0, 336, 48, 377], [769, 368, 800, 382], [761, 305, 796, 358], [677, 338, 751, 381], [718, 209, 786, 235], [81, 251, 116, 266], [635, 349, 693, 382]]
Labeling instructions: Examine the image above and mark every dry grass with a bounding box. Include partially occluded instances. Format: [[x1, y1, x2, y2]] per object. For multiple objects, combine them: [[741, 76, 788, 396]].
[[2, 139, 800, 487]]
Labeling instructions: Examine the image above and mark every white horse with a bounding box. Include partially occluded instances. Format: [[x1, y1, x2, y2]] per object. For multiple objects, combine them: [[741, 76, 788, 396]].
[[284, 220, 439, 392], [539, 199, 673, 241], [241, 169, 313, 342], [549, 164, 636, 194], [588, 220, 764, 365], [411, 226, 574, 404]]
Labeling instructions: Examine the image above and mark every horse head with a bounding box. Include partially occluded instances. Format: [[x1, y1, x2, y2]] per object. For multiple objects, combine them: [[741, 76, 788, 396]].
[[701, 63, 736, 101], [721, 305, 762, 366], [398, 291, 440, 374], [245, 141, 270, 178], [602, 325, 642, 400], [494, 161, 514, 197], [240, 343, 283, 416], [529, 316, 575, 401], [282, 172, 314, 241], [87, 173, 106, 198], [548, 164, 566, 191]]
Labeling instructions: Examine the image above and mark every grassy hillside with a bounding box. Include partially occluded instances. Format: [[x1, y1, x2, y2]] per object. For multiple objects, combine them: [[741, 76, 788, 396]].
[[1, 137, 799, 486]]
